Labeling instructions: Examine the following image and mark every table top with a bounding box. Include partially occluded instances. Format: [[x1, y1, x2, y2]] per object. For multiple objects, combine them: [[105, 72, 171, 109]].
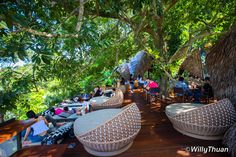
[[11, 144, 68, 157], [165, 103, 204, 117], [0, 119, 35, 144]]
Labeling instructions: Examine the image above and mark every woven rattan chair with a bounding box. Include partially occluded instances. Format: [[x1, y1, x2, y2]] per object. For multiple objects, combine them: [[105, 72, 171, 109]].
[[166, 98, 236, 140], [74, 103, 141, 156], [118, 85, 126, 94], [92, 89, 124, 110]]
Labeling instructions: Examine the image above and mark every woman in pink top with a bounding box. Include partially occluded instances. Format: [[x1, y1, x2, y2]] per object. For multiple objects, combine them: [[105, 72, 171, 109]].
[[149, 80, 158, 88], [144, 79, 160, 95], [145, 79, 158, 90], [55, 108, 63, 115]]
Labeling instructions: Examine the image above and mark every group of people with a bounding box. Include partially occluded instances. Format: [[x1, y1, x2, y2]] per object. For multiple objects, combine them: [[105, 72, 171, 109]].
[[21, 110, 66, 146], [119, 73, 213, 104], [20, 74, 213, 148], [174, 76, 213, 103], [22, 84, 119, 146], [120, 74, 160, 94], [22, 92, 95, 145]]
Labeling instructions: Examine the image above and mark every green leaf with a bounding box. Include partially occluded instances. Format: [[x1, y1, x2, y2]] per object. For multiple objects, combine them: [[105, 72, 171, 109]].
[[41, 55, 51, 64], [0, 21, 8, 29], [36, 57, 41, 64]]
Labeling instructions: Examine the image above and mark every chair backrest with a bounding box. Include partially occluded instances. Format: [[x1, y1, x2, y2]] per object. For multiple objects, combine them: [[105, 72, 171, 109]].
[[174, 87, 184, 95], [149, 88, 160, 94]]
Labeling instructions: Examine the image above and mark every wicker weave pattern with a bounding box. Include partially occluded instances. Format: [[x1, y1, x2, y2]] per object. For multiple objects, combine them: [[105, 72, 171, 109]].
[[92, 89, 124, 110], [75, 103, 141, 152], [166, 98, 236, 138], [118, 85, 126, 94]]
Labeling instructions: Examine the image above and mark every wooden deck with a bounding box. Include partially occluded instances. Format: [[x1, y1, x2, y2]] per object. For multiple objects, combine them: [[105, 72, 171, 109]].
[[62, 90, 229, 157]]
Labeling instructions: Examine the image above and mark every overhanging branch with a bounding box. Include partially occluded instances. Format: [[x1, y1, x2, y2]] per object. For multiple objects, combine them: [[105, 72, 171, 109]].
[[17, 26, 79, 38], [164, 0, 179, 13], [76, 0, 85, 32], [169, 30, 219, 63]]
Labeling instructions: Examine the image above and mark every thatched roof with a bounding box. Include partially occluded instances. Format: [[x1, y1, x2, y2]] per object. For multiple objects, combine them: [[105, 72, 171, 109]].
[[206, 27, 236, 105], [179, 49, 203, 78]]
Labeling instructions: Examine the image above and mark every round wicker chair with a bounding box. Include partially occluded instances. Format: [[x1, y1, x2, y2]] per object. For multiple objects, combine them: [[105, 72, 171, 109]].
[[118, 85, 126, 94], [92, 89, 124, 110], [74, 103, 141, 156], [166, 98, 236, 140]]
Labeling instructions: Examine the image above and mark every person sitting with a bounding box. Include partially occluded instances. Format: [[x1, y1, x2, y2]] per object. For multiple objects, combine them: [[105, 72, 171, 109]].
[[175, 77, 192, 97], [143, 79, 159, 102], [129, 74, 134, 93], [134, 78, 139, 89], [110, 88, 116, 97], [22, 110, 49, 145], [93, 86, 103, 97], [76, 97, 90, 114], [192, 85, 202, 103], [120, 77, 125, 85], [63, 106, 75, 114], [137, 74, 144, 87], [104, 88, 116, 97], [202, 77, 214, 101], [144, 79, 159, 91]]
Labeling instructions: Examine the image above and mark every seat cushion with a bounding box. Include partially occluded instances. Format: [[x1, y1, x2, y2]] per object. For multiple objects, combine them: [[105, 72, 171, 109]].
[[90, 96, 110, 105], [74, 109, 122, 136], [165, 103, 204, 117]]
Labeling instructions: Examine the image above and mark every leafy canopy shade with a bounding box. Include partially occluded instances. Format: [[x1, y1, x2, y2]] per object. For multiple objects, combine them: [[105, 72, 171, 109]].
[[0, 0, 236, 119]]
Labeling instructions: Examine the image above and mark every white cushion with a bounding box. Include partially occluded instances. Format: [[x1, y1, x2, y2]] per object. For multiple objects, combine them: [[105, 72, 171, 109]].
[[166, 103, 204, 117], [90, 96, 110, 105], [74, 109, 122, 136]]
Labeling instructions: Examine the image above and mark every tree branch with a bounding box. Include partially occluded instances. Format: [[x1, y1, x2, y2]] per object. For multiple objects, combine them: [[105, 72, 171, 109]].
[[76, 0, 85, 32], [134, 11, 147, 40], [164, 0, 179, 13], [18, 26, 79, 38], [169, 30, 218, 63], [142, 25, 160, 48]]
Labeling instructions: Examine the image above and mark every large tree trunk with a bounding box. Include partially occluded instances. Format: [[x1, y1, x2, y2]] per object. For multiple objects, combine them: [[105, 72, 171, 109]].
[[0, 113, 4, 123], [160, 75, 169, 98]]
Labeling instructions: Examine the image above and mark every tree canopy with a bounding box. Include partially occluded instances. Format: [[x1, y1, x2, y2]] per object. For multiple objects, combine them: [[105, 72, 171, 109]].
[[0, 0, 236, 119]]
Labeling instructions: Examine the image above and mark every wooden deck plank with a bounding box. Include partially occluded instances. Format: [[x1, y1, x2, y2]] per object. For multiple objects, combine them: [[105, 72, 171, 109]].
[[11, 144, 68, 157]]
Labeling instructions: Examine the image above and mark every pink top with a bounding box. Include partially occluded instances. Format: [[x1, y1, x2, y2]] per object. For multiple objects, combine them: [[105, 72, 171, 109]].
[[55, 108, 64, 115], [148, 81, 158, 88]]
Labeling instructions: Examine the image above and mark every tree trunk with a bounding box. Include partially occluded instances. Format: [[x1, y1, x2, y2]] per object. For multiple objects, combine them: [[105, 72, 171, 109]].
[[160, 75, 168, 98], [0, 113, 4, 123]]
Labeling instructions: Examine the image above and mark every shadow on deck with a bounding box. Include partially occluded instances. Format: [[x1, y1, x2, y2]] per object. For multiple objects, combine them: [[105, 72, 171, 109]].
[[62, 90, 229, 157]]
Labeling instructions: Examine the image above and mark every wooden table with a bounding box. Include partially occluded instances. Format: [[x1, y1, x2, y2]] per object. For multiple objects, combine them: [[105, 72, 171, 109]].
[[0, 119, 36, 150], [11, 144, 68, 157]]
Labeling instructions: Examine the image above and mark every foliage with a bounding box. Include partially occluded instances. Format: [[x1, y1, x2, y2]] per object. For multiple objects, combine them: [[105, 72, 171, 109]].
[[0, 0, 236, 118]]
